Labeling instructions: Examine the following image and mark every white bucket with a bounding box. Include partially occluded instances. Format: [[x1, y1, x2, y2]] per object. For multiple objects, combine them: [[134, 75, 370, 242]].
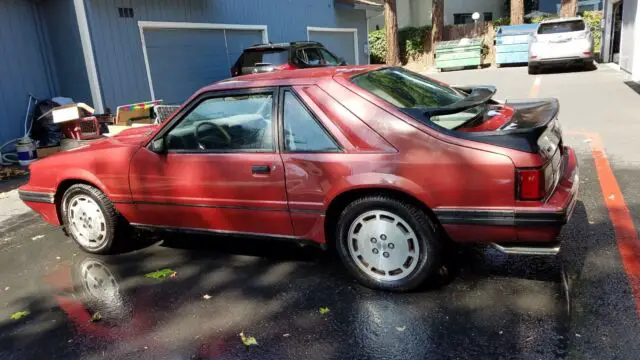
[[16, 137, 37, 166]]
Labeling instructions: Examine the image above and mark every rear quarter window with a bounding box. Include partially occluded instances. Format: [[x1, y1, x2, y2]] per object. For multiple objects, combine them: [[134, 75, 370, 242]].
[[538, 20, 586, 34], [241, 50, 289, 67]]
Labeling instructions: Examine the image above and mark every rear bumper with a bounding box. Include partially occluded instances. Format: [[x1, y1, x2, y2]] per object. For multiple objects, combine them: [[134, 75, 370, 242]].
[[435, 146, 579, 243], [530, 55, 592, 66]]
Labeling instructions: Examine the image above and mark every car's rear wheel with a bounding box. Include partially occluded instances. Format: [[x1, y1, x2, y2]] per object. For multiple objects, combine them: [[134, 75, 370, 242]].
[[336, 195, 442, 292], [528, 64, 539, 75], [61, 184, 120, 254]]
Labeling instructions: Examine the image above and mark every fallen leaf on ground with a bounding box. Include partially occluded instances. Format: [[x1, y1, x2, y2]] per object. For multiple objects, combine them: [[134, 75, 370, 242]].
[[55, 256, 61, 260], [90, 312, 102, 322], [203, 294, 211, 300], [319, 307, 330, 315], [4, 287, 9, 291], [395, 326, 406, 332], [10, 311, 29, 320], [31, 235, 44, 241], [239, 331, 258, 346], [144, 268, 177, 280]]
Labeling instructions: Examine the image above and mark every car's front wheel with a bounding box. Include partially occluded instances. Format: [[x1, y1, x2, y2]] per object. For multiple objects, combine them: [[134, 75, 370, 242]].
[[336, 195, 442, 292], [61, 184, 120, 254]]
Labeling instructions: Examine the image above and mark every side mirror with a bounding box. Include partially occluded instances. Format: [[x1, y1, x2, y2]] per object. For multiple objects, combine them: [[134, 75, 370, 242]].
[[151, 137, 166, 154], [339, 57, 347, 65]]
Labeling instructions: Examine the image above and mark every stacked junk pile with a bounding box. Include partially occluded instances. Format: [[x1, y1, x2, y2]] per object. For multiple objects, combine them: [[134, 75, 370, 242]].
[[0, 94, 179, 173], [0, 95, 114, 169]]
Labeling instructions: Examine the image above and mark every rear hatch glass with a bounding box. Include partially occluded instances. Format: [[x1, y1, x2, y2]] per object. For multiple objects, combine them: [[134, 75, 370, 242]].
[[538, 20, 585, 34], [350, 67, 561, 155], [240, 49, 288, 74]]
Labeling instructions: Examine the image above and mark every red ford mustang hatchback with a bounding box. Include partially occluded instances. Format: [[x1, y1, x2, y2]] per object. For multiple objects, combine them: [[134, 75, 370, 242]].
[[20, 66, 578, 291]]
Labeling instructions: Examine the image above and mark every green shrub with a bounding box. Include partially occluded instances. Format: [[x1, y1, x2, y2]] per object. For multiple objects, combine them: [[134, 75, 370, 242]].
[[582, 10, 603, 53], [369, 28, 386, 63], [529, 15, 553, 24], [492, 17, 511, 30], [368, 26, 431, 64]]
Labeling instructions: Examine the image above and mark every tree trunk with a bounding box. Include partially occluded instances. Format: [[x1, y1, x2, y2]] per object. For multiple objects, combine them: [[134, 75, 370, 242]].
[[510, 0, 524, 25], [384, 0, 400, 65], [431, 0, 444, 61], [559, 0, 577, 17]]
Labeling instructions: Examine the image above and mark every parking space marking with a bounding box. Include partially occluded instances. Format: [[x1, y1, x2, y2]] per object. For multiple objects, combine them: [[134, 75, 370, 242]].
[[586, 132, 640, 316], [529, 76, 542, 98]]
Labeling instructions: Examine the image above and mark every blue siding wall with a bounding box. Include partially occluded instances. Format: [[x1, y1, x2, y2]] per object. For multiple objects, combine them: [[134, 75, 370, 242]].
[[0, 0, 54, 146], [85, 0, 368, 110], [38, 0, 92, 105], [538, 0, 604, 13], [538, 0, 559, 13], [335, 6, 368, 64]]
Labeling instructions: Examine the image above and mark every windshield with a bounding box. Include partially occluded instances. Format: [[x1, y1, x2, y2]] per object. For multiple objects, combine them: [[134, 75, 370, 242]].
[[538, 20, 586, 34], [351, 68, 485, 129]]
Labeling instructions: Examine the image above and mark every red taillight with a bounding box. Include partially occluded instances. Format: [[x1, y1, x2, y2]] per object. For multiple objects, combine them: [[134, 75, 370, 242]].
[[583, 51, 592, 56], [517, 169, 545, 200], [274, 63, 295, 71]]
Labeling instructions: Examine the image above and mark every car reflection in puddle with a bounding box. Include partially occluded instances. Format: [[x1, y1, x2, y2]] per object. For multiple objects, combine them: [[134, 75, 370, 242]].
[[39, 241, 571, 359]]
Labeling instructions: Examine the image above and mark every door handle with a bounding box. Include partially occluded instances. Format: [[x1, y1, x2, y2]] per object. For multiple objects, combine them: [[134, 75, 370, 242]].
[[251, 165, 271, 174]]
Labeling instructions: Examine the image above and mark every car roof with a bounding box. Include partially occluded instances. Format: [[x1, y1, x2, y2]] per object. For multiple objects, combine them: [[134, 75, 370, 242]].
[[539, 16, 584, 24], [199, 65, 386, 92], [245, 41, 325, 50]]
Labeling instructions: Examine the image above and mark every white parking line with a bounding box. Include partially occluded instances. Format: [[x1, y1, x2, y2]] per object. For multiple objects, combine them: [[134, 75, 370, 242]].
[[529, 76, 542, 98]]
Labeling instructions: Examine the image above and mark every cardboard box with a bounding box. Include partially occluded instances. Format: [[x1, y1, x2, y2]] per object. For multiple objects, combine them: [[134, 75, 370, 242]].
[[36, 146, 61, 158], [51, 103, 95, 124]]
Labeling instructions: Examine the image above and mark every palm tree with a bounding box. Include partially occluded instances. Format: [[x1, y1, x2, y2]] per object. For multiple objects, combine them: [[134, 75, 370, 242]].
[[559, 0, 577, 17], [384, 0, 401, 65], [511, 0, 524, 25]]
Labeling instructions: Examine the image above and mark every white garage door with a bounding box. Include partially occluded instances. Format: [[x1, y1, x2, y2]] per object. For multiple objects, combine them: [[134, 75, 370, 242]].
[[142, 24, 265, 104], [308, 27, 359, 65]]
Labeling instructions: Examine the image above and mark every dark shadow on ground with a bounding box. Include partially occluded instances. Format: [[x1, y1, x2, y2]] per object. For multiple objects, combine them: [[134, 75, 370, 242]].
[[538, 61, 598, 75], [623, 81, 640, 96]]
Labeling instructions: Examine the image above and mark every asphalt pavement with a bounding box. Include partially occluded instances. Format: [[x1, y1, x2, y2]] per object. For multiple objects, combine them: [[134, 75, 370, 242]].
[[1, 64, 640, 359]]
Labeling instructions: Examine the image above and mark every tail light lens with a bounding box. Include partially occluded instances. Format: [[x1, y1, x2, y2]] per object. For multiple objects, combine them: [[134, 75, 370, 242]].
[[274, 63, 295, 71], [517, 168, 545, 200]]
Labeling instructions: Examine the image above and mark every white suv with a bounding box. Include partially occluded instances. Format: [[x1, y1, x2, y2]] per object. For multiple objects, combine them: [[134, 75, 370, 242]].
[[528, 17, 593, 74]]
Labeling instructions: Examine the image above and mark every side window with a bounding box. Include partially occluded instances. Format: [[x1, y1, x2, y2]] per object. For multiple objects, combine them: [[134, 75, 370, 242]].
[[283, 91, 339, 152], [303, 48, 324, 65], [319, 48, 340, 65], [166, 93, 274, 152], [293, 49, 306, 65]]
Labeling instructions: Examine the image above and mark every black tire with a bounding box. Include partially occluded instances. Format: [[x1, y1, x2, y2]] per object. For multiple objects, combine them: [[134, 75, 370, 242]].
[[528, 65, 538, 75], [335, 195, 443, 292], [61, 184, 121, 254]]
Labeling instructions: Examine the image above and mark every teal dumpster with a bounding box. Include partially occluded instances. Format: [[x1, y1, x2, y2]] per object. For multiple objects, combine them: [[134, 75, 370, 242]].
[[435, 37, 483, 71], [495, 24, 538, 66]]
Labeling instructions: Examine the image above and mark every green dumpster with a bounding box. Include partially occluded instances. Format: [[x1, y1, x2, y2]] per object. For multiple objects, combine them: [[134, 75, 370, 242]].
[[435, 37, 483, 71]]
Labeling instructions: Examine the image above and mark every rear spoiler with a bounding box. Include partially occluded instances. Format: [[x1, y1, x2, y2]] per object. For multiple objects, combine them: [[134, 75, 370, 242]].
[[422, 86, 496, 118]]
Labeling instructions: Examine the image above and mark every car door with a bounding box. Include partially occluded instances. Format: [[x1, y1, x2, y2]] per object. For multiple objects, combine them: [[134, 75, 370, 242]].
[[128, 87, 294, 237], [277, 87, 345, 238]]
